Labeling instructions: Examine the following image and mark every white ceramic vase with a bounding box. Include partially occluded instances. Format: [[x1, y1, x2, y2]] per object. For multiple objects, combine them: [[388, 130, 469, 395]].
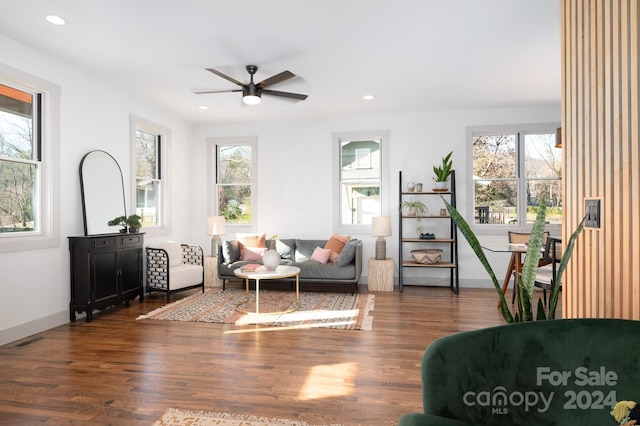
[[262, 249, 281, 271]]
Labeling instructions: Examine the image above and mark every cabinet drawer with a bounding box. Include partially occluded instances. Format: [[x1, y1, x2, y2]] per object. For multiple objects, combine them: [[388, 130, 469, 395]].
[[92, 238, 117, 250], [121, 235, 142, 246]]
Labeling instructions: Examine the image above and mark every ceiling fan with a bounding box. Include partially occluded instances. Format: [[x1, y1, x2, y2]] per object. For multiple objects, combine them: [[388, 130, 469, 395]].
[[194, 65, 308, 105]]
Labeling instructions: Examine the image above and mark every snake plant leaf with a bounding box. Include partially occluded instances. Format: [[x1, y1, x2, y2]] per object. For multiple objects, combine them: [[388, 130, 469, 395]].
[[548, 214, 587, 319], [536, 298, 547, 320], [442, 197, 514, 323], [518, 198, 548, 321]]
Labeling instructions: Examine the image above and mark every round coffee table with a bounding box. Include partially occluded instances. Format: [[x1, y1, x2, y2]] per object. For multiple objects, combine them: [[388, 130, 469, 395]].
[[233, 265, 301, 314]]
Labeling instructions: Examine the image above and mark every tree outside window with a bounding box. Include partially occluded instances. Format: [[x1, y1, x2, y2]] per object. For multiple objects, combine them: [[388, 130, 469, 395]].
[[0, 83, 38, 233], [473, 129, 561, 226], [135, 129, 161, 227], [217, 144, 252, 224]]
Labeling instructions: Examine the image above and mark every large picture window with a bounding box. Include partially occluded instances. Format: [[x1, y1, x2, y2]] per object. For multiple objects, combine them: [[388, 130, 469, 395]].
[[0, 65, 59, 252], [471, 125, 561, 228]]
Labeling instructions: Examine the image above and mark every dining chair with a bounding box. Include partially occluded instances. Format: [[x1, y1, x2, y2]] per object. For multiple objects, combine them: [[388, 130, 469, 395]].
[[534, 236, 563, 306], [506, 231, 550, 303]]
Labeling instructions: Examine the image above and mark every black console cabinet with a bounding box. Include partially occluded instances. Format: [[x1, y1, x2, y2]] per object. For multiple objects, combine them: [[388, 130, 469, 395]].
[[69, 233, 144, 322]]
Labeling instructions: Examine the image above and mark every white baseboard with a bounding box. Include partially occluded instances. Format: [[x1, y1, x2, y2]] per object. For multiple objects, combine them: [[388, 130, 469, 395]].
[[0, 310, 69, 346]]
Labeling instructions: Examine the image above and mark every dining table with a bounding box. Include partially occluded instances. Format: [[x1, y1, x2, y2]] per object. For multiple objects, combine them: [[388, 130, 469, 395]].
[[481, 242, 531, 307]]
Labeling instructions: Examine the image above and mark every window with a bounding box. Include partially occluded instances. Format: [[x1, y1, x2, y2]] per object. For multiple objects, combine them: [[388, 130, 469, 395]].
[[0, 65, 59, 252], [470, 124, 561, 228], [209, 137, 256, 226], [333, 131, 389, 229], [131, 116, 169, 232]]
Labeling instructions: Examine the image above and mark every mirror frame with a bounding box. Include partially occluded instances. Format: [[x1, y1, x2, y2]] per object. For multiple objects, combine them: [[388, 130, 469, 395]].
[[79, 150, 127, 235]]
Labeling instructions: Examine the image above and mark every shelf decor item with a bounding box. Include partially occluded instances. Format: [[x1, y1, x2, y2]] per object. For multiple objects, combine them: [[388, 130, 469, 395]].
[[407, 182, 416, 192], [125, 214, 142, 233], [433, 151, 453, 190]]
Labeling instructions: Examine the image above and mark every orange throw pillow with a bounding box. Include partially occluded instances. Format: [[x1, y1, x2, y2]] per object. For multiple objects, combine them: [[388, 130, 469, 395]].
[[324, 234, 350, 263], [236, 233, 266, 257]]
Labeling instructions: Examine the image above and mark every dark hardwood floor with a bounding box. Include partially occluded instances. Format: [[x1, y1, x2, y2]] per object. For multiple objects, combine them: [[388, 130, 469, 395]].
[[0, 284, 554, 425]]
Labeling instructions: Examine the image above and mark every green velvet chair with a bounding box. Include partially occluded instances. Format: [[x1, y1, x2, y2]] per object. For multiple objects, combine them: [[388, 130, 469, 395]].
[[399, 319, 640, 425]]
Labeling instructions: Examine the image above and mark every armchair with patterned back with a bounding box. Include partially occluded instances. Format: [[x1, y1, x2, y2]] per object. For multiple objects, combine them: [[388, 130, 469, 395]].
[[145, 242, 204, 302]]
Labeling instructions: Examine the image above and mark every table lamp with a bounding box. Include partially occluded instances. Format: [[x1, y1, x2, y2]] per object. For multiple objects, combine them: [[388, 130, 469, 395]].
[[371, 216, 392, 260], [207, 216, 227, 257]]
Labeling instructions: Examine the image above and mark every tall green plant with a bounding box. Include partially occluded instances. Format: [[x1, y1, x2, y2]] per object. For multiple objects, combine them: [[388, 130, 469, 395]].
[[442, 196, 586, 323]]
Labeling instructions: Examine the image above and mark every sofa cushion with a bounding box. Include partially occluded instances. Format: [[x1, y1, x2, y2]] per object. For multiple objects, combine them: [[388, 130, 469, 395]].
[[169, 263, 203, 290], [156, 241, 183, 268], [222, 240, 240, 263], [274, 238, 296, 260], [337, 239, 358, 266], [311, 247, 332, 264], [324, 234, 350, 263], [294, 239, 328, 262], [242, 246, 267, 261], [237, 233, 266, 258]]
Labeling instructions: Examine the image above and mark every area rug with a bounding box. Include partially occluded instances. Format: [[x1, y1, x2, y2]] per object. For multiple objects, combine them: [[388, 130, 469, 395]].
[[153, 408, 343, 426], [137, 288, 374, 331]]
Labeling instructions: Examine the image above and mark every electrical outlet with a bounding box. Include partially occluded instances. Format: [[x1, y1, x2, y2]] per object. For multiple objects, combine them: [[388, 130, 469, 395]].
[[585, 199, 601, 228]]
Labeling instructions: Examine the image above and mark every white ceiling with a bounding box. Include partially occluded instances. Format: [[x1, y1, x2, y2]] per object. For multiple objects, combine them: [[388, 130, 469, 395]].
[[0, 0, 561, 124]]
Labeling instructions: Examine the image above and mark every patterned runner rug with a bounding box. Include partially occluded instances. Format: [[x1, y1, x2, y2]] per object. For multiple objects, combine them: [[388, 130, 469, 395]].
[[153, 408, 343, 425], [137, 288, 374, 331]]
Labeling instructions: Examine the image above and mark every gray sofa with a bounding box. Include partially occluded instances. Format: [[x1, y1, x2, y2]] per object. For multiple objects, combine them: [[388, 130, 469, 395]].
[[217, 238, 362, 293]]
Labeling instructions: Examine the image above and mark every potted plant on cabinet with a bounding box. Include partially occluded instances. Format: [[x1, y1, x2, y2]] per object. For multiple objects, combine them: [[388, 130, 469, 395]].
[[125, 214, 142, 233], [433, 151, 453, 190], [107, 216, 127, 233], [108, 214, 142, 233]]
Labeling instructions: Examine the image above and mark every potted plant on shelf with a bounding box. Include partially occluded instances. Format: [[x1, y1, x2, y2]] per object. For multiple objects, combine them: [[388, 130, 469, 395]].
[[400, 199, 428, 217], [433, 151, 453, 190]]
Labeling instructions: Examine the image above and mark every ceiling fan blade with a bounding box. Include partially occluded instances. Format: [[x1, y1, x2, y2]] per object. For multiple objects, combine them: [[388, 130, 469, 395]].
[[193, 89, 242, 94], [262, 89, 308, 101], [205, 68, 244, 86], [257, 71, 295, 88]]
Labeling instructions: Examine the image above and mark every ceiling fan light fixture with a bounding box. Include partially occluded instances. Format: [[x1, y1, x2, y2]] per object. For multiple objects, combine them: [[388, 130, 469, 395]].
[[242, 85, 261, 105], [243, 94, 261, 105]]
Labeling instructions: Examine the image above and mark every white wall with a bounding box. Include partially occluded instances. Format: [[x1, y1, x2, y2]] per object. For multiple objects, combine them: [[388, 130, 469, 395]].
[[0, 32, 561, 346], [0, 34, 194, 345], [192, 106, 561, 288]]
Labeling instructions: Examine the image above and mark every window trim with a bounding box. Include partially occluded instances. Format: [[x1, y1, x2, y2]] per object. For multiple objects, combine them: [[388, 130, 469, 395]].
[[207, 136, 257, 231], [130, 115, 170, 237], [0, 64, 60, 253], [332, 130, 389, 234], [466, 122, 561, 235]]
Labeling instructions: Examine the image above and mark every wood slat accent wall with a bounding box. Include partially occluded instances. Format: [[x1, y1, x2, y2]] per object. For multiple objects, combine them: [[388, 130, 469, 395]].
[[562, 0, 640, 319]]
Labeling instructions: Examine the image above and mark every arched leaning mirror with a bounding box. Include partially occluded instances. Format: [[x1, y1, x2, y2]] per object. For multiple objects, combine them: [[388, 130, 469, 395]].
[[80, 150, 127, 235]]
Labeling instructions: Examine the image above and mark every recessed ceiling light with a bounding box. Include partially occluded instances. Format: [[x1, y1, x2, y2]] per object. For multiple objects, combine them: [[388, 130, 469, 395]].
[[198, 105, 209, 110], [363, 95, 375, 100], [46, 15, 66, 25]]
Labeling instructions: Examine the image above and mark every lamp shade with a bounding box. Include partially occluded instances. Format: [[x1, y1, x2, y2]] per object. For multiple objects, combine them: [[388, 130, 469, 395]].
[[371, 216, 392, 237], [207, 216, 227, 236]]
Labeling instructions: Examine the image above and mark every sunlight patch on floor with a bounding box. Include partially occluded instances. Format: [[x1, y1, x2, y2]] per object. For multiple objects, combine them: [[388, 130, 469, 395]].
[[297, 362, 358, 400]]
